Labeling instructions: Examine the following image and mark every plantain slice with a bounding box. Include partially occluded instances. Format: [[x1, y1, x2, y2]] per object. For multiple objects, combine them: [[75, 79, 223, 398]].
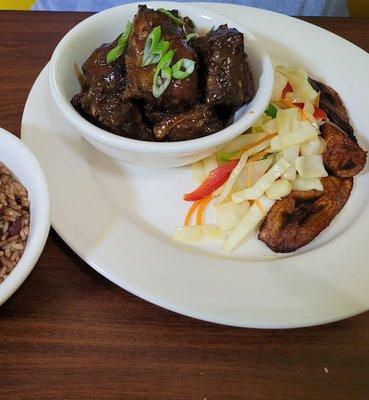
[[308, 77, 356, 142], [321, 123, 367, 178], [258, 176, 353, 253]]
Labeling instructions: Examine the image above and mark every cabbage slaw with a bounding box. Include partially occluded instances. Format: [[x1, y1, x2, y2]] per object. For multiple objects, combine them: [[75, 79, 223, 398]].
[[174, 65, 328, 252]]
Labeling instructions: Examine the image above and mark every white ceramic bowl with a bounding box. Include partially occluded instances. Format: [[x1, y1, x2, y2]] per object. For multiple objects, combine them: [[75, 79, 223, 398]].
[[49, 1, 273, 168], [0, 128, 50, 306]]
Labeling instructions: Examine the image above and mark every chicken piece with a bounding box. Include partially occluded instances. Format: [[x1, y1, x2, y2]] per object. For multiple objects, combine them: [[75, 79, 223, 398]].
[[321, 123, 366, 178], [124, 5, 198, 107], [193, 24, 254, 109], [82, 38, 123, 89], [308, 78, 356, 142], [72, 41, 153, 141], [153, 104, 222, 141], [78, 85, 152, 140], [143, 103, 167, 126], [258, 176, 353, 253]]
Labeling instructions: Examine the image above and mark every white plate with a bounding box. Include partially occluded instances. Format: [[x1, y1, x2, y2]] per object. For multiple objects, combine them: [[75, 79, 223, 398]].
[[21, 3, 369, 328]]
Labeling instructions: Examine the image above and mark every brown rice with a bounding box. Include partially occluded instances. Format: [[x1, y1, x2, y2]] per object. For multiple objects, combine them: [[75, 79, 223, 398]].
[[0, 164, 30, 283]]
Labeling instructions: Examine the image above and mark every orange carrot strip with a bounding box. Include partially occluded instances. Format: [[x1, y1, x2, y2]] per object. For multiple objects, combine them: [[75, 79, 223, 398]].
[[230, 133, 277, 160], [299, 109, 309, 121], [184, 200, 201, 226], [196, 195, 212, 225], [278, 99, 309, 121], [249, 147, 271, 162]]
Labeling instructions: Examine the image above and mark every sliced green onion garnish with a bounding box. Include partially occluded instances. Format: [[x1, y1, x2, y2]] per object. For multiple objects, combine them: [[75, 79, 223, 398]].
[[106, 21, 132, 64], [157, 8, 184, 26], [153, 66, 172, 98], [147, 39, 170, 65], [156, 49, 175, 72], [152, 50, 175, 98], [142, 26, 161, 66], [172, 58, 195, 79], [265, 103, 277, 118], [185, 32, 197, 42]]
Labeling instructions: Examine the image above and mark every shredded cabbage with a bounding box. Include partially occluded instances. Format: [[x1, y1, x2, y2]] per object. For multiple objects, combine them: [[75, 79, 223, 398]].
[[272, 70, 288, 102], [266, 179, 292, 199], [203, 154, 218, 174], [214, 140, 272, 204], [295, 155, 328, 179], [192, 161, 206, 184], [233, 158, 273, 192], [261, 117, 277, 133], [303, 100, 315, 116], [219, 131, 270, 154], [252, 114, 272, 131], [282, 144, 299, 181], [271, 121, 318, 151], [223, 196, 276, 252], [303, 100, 318, 128], [276, 108, 300, 136], [292, 177, 324, 191], [276, 65, 318, 103], [172, 224, 224, 243], [215, 201, 250, 231], [232, 158, 290, 202], [300, 137, 326, 156]]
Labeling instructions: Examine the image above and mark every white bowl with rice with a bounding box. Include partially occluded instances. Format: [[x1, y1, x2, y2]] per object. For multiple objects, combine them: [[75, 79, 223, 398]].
[[0, 127, 50, 306]]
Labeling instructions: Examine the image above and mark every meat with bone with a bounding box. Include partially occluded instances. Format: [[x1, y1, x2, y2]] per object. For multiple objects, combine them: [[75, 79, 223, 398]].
[[153, 104, 222, 141], [193, 24, 255, 109], [124, 5, 198, 108], [72, 40, 153, 141], [71, 6, 256, 142]]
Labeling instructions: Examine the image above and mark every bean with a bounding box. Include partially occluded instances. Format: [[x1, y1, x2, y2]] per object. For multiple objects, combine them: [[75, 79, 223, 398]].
[[8, 219, 21, 236]]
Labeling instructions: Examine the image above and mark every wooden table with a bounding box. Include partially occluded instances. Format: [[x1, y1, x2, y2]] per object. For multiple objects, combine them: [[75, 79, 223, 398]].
[[0, 10, 369, 400]]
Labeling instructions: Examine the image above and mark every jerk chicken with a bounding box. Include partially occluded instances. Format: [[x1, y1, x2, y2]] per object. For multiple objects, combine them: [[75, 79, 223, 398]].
[[71, 37, 153, 140], [71, 5, 255, 142], [153, 104, 222, 141], [193, 24, 255, 108], [124, 5, 198, 107]]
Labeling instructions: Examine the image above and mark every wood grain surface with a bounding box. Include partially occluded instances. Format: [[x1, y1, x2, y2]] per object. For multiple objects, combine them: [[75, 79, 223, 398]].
[[0, 11, 369, 400]]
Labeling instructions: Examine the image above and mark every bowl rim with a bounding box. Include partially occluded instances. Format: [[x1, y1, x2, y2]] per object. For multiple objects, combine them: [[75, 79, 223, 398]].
[[49, 1, 273, 154], [0, 127, 50, 306]]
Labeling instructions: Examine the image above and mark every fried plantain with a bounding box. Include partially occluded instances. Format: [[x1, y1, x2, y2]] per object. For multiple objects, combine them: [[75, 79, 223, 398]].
[[308, 78, 356, 142], [258, 176, 353, 253], [321, 123, 366, 178]]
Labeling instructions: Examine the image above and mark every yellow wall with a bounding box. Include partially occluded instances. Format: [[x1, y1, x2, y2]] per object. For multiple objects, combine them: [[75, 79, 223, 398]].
[[0, 1, 35, 10], [348, 0, 369, 16], [1, 0, 369, 15]]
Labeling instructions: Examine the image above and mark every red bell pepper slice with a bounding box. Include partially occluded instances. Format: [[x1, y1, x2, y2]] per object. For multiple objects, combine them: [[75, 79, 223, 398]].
[[282, 82, 293, 99], [313, 107, 327, 120], [184, 160, 239, 201], [294, 102, 304, 109], [288, 102, 327, 120]]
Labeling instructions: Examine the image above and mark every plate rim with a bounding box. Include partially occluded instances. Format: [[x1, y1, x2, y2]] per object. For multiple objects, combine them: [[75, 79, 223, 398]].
[[21, 3, 369, 328]]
